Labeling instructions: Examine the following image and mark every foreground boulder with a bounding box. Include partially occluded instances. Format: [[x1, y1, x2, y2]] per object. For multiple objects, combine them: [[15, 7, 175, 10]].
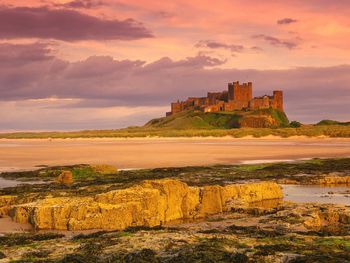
[[9, 179, 282, 230], [304, 207, 350, 228], [0, 195, 17, 216], [55, 170, 73, 185]]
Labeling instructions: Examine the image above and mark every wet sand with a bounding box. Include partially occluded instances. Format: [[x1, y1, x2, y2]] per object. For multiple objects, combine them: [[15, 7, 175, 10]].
[[0, 217, 32, 233], [1, 137, 350, 172]]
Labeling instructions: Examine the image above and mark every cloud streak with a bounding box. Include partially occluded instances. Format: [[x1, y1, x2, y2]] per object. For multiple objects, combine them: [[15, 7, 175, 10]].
[[252, 34, 298, 49], [277, 18, 298, 25], [0, 6, 153, 41], [56, 0, 105, 9], [195, 40, 244, 54]]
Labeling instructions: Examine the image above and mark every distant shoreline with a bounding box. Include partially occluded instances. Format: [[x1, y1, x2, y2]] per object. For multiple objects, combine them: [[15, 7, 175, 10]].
[[0, 134, 349, 141], [0, 124, 350, 139]]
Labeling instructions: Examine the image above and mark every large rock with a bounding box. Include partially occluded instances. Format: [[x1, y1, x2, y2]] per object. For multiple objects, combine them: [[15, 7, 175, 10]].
[[0, 195, 17, 217], [9, 179, 282, 230], [56, 170, 73, 185], [239, 115, 279, 128], [317, 175, 350, 185], [304, 207, 350, 228]]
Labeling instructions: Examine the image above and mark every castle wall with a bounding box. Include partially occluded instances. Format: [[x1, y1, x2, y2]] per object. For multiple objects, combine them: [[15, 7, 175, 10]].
[[224, 101, 249, 111], [188, 97, 208, 107], [249, 96, 271, 110], [207, 92, 220, 105], [204, 101, 225, 113], [207, 91, 228, 105]]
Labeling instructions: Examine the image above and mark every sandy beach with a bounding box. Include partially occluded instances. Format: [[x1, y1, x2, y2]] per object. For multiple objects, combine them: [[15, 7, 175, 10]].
[[0, 136, 349, 172]]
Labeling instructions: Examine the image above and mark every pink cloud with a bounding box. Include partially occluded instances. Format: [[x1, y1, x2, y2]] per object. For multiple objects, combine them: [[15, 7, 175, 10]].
[[195, 40, 245, 54], [55, 0, 105, 9], [252, 34, 299, 49], [0, 6, 153, 41], [277, 18, 298, 25]]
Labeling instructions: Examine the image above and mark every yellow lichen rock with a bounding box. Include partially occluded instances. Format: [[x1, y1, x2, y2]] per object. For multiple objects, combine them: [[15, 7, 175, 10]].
[[318, 175, 350, 185], [9, 203, 35, 224], [197, 182, 284, 217], [198, 185, 224, 216], [0, 195, 17, 216], [304, 208, 350, 228], [90, 164, 118, 175], [95, 179, 200, 224], [140, 179, 199, 222], [238, 182, 284, 203], [9, 179, 282, 230]]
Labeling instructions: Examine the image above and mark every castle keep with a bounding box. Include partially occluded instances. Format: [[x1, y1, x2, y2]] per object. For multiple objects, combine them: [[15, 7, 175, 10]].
[[167, 81, 283, 116]]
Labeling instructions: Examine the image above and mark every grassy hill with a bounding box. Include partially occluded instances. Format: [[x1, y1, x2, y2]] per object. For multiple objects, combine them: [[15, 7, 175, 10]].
[[316, 119, 350, 126], [145, 108, 290, 129]]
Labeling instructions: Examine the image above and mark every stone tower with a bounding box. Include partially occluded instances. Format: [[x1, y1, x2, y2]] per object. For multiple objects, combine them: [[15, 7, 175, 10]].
[[273, 90, 283, 111]]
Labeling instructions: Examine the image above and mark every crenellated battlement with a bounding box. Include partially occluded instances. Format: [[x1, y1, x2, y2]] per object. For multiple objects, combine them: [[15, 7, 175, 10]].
[[166, 81, 284, 116]]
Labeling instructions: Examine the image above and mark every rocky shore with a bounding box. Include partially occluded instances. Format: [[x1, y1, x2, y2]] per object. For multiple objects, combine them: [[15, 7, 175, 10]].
[[0, 158, 349, 262]]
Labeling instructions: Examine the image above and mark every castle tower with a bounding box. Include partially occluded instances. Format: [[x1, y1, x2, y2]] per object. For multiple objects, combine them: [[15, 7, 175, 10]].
[[247, 82, 253, 101], [273, 90, 284, 111], [228, 82, 235, 100], [228, 81, 253, 102], [171, 100, 182, 114]]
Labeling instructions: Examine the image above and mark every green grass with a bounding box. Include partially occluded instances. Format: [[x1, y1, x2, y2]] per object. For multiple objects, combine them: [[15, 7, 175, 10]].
[[145, 110, 242, 129], [265, 108, 290, 127], [71, 166, 97, 181], [303, 159, 324, 165], [235, 164, 270, 172], [315, 237, 350, 250], [1, 124, 350, 139], [316, 119, 350, 126]]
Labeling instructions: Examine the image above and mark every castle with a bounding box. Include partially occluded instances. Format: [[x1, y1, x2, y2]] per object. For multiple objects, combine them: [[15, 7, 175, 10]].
[[166, 81, 283, 116]]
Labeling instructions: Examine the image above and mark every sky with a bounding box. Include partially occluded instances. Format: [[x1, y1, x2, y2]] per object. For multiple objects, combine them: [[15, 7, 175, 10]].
[[0, 0, 349, 131]]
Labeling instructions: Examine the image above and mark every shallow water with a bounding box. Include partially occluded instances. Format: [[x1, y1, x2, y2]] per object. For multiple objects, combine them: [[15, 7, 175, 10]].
[[0, 177, 46, 188], [282, 184, 350, 205]]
